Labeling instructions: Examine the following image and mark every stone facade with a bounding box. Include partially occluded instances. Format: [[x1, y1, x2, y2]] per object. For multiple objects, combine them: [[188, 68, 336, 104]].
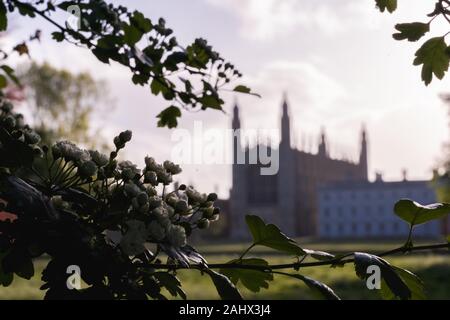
[[317, 180, 441, 238], [229, 96, 368, 239]]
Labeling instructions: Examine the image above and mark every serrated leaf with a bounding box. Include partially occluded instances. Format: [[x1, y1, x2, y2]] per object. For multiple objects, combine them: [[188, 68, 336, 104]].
[[156, 106, 181, 128], [380, 267, 426, 300], [220, 258, 273, 293], [375, 0, 397, 13], [393, 22, 429, 42], [51, 31, 65, 42], [394, 199, 450, 226], [13, 43, 29, 56], [281, 273, 340, 300], [233, 85, 261, 98], [304, 249, 335, 261], [198, 94, 223, 110], [354, 252, 411, 300], [0, 1, 7, 31], [123, 24, 143, 46], [413, 37, 450, 85], [245, 215, 305, 256], [204, 269, 243, 300], [154, 272, 186, 300], [1, 65, 19, 85], [130, 11, 152, 33], [0, 74, 7, 89]]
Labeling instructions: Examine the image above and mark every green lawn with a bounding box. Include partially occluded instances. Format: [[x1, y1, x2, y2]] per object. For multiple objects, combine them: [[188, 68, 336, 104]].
[[1, 241, 450, 300]]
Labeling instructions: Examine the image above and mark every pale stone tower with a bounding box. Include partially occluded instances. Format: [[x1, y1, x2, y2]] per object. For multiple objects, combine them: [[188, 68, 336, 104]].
[[230, 103, 248, 239], [276, 95, 296, 236]]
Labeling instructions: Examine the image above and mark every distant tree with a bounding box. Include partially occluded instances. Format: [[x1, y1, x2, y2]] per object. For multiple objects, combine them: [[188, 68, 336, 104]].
[[19, 62, 109, 148], [435, 94, 450, 203]]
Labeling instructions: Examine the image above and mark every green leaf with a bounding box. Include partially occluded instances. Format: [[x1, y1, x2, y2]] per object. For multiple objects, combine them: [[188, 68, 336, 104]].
[[150, 78, 174, 99], [375, 0, 397, 13], [0, 1, 7, 31], [393, 22, 429, 42], [91, 47, 111, 64], [153, 272, 186, 300], [204, 269, 243, 300], [220, 258, 273, 293], [0, 252, 13, 287], [413, 37, 450, 85], [380, 267, 426, 300], [281, 273, 340, 300], [245, 215, 305, 256], [156, 106, 181, 128], [233, 85, 261, 98], [0, 74, 7, 89], [198, 94, 223, 110], [354, 252, 411, 300], [1, 65, 19, 85], [130, 11, 152, 33], [394, 199, 450, 226], [123, 24, 143, 46], [51, 31, 65, 42], [15, 2, 35, 17], [304, 249, 335, 261]]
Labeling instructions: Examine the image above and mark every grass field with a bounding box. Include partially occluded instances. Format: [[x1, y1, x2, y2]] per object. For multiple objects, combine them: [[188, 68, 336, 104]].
[[1, 240, 450, 300]]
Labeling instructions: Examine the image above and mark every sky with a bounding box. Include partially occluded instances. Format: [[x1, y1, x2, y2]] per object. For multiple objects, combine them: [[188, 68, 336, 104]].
[[5, 0, 450, 198]]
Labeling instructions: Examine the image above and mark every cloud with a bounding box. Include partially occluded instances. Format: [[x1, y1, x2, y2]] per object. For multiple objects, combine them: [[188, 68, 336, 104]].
[[235, 60, 347, 131], [205, 0, 378, 41]]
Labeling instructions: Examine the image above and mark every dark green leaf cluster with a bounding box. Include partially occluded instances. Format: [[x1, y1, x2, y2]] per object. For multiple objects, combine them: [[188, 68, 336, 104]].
[[0, 0, 258, 127]]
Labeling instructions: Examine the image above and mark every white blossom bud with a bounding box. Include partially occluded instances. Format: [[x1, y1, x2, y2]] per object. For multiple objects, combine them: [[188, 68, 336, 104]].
[[119, 130, 132, 143], [147, 221, 166, 241], [78, 160, 98, 178], [175, 199, 189, 213], [24, 130, 41, 145], [148, 196, 162, 209], [136, 192, 149, 206], [167, 225, 186, 248], [157, 170, 172, 185], [124, 182, 141, 197], [89, 150, 109, 167], [146, 185, 157, 196], [144, 171, 158, 186], [165, 193, 178, 207], [120, 220, 147, 256], [163, 160, 182, 175]]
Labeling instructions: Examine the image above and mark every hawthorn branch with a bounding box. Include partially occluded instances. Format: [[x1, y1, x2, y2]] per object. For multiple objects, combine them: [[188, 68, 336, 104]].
[[148, 242, 450, 271]]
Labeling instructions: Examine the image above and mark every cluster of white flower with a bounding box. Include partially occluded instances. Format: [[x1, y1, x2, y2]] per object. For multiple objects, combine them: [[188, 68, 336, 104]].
[[186, 186, 207, 204], [51, 141, 101, 179], [163, 160, 182, 175], [118, 160, 141, 180], [113, 130, 132, 149], [52, 141, 89, 162], [89, 150, 109, 167], [144, 156, 177, 186], [120, 220, 147, 256], [23, 130, 41, 145], [1, 102, 42, 157]]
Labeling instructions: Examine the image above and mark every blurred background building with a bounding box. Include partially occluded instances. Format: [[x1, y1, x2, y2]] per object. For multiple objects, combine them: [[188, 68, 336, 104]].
[[203, 95, 444, 241], [317, 175, 439, 238]]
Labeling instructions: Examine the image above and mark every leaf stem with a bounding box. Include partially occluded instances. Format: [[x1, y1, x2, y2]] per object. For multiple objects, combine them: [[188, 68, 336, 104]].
[[149, 242, 450, 271], [237, 243, 256, 261]]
